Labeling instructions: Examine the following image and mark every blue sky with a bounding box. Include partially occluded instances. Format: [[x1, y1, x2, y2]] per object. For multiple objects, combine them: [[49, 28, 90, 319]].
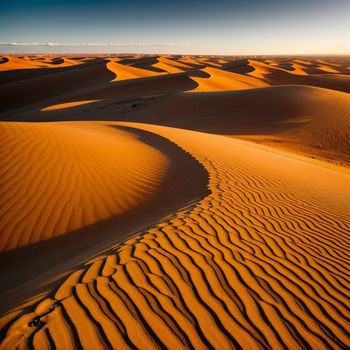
[[1, 0, 349, 54]]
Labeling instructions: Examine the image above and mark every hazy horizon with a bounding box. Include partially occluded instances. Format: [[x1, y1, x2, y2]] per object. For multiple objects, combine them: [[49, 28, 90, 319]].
[[1, 0, 350, 55]]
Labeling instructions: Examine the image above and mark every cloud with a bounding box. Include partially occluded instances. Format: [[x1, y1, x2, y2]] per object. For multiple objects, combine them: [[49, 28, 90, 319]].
[[0, 42, 188, 47]]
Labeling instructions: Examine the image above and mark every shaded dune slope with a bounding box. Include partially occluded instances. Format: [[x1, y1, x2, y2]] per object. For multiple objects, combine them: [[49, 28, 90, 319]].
[[0, 70, 198, 119], [2, 123, 349, 350], [0, 56, 100, 85], [28, 85, 350, 165], [117, 86, 350, 159], [0, 60, 115, 112]]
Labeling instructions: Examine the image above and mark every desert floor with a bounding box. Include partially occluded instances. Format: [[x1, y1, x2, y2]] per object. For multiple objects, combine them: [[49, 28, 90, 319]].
[[0, 54, 350, 349]]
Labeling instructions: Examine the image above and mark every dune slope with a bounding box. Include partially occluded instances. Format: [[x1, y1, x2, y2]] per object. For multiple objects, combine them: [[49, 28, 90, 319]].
[[2, 123, 349, 350], [0, 60, 114, 112], [36, 85, 348, 166], [0, 122, 169, 252], [189, 66, 268, 92], [106, 60, 165, 82]]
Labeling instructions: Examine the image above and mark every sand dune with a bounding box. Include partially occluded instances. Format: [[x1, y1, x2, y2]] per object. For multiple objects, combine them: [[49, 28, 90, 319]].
[[247, 59, 281, 78], [0, 122, 169, 251], [189, 66, 268, 91], [0, 60, 115, 113], [1, 55, 350, 350], [151, 57, 188, 73], [43, 84, 348, 166], [0, 56, 80, 72], [2, 122, 349, 350], [106, 59, 165, 82], [0, 58, 102, 86], [2, 54, 349, 116]]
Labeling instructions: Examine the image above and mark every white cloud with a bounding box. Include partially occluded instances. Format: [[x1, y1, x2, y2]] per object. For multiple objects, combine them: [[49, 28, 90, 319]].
[[0, 42, 188, 47]]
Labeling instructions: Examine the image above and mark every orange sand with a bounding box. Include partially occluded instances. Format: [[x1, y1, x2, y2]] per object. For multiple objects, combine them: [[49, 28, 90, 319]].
[[0, 122, 168, 251], [106, 59, 165, 81], [1, 54, 350, 350], [41, 100, 99, 111]]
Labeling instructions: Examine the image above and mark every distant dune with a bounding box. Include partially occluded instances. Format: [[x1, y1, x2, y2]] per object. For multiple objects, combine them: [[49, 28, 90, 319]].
[[189, 66, 268, 91], [106, 59, 165, 81], [1, 55, 349, 350]]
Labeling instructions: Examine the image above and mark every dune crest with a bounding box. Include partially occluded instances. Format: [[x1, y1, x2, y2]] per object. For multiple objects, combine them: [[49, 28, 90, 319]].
[[106, 59, 165, 82], [152, 57, 189, 73], [190, 66, 268, 92], [41, 100, 99, 111]]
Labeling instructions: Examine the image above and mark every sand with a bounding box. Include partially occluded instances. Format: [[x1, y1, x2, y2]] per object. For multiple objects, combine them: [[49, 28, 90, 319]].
[[0, 122, 169, 252], [1, 55, 350, 350]]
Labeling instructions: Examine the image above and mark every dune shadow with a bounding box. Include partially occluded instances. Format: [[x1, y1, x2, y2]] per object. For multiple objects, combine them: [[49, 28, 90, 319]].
[[49, 57, 64, 65], [0, 60, 115, 113], [222, 59, 255, 75], [0, 58, 106, 85], [0, 56, 9, 64]]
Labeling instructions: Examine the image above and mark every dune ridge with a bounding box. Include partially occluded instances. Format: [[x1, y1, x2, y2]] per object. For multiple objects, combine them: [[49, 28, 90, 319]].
[[41, 100, 99, 111], [189, 66, 268, 92], [106, 59, 165, 82]]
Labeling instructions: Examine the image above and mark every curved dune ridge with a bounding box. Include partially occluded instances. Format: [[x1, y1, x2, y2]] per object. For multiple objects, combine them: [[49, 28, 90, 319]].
[[151, 57, 187, 74], [2, 123, 350, 350], [190, 66, 268, 92], [0, 122, 169, 252], [41, 100, 99, 111], [106, 59, 165, 82]]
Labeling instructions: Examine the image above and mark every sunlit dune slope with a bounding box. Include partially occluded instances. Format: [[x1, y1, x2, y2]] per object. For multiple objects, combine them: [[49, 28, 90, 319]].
[[41, 100, 99, 111], [0, 122, 169, 252], [106, 59, 165, 81], [0, 55, 81, 72], [2, 123, 349, 350], [151, 57, 187, 73], [190, 66, 268, 91], [156, 56, 192, 69], [247, 59, 281, 78]]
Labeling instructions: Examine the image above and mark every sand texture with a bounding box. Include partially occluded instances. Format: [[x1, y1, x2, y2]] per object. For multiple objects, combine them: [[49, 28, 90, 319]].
[[0, 55, 350, 350]]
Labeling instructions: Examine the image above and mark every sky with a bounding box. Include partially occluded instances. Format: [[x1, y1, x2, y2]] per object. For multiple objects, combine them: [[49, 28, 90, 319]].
[[1, 0, 350, 55]]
